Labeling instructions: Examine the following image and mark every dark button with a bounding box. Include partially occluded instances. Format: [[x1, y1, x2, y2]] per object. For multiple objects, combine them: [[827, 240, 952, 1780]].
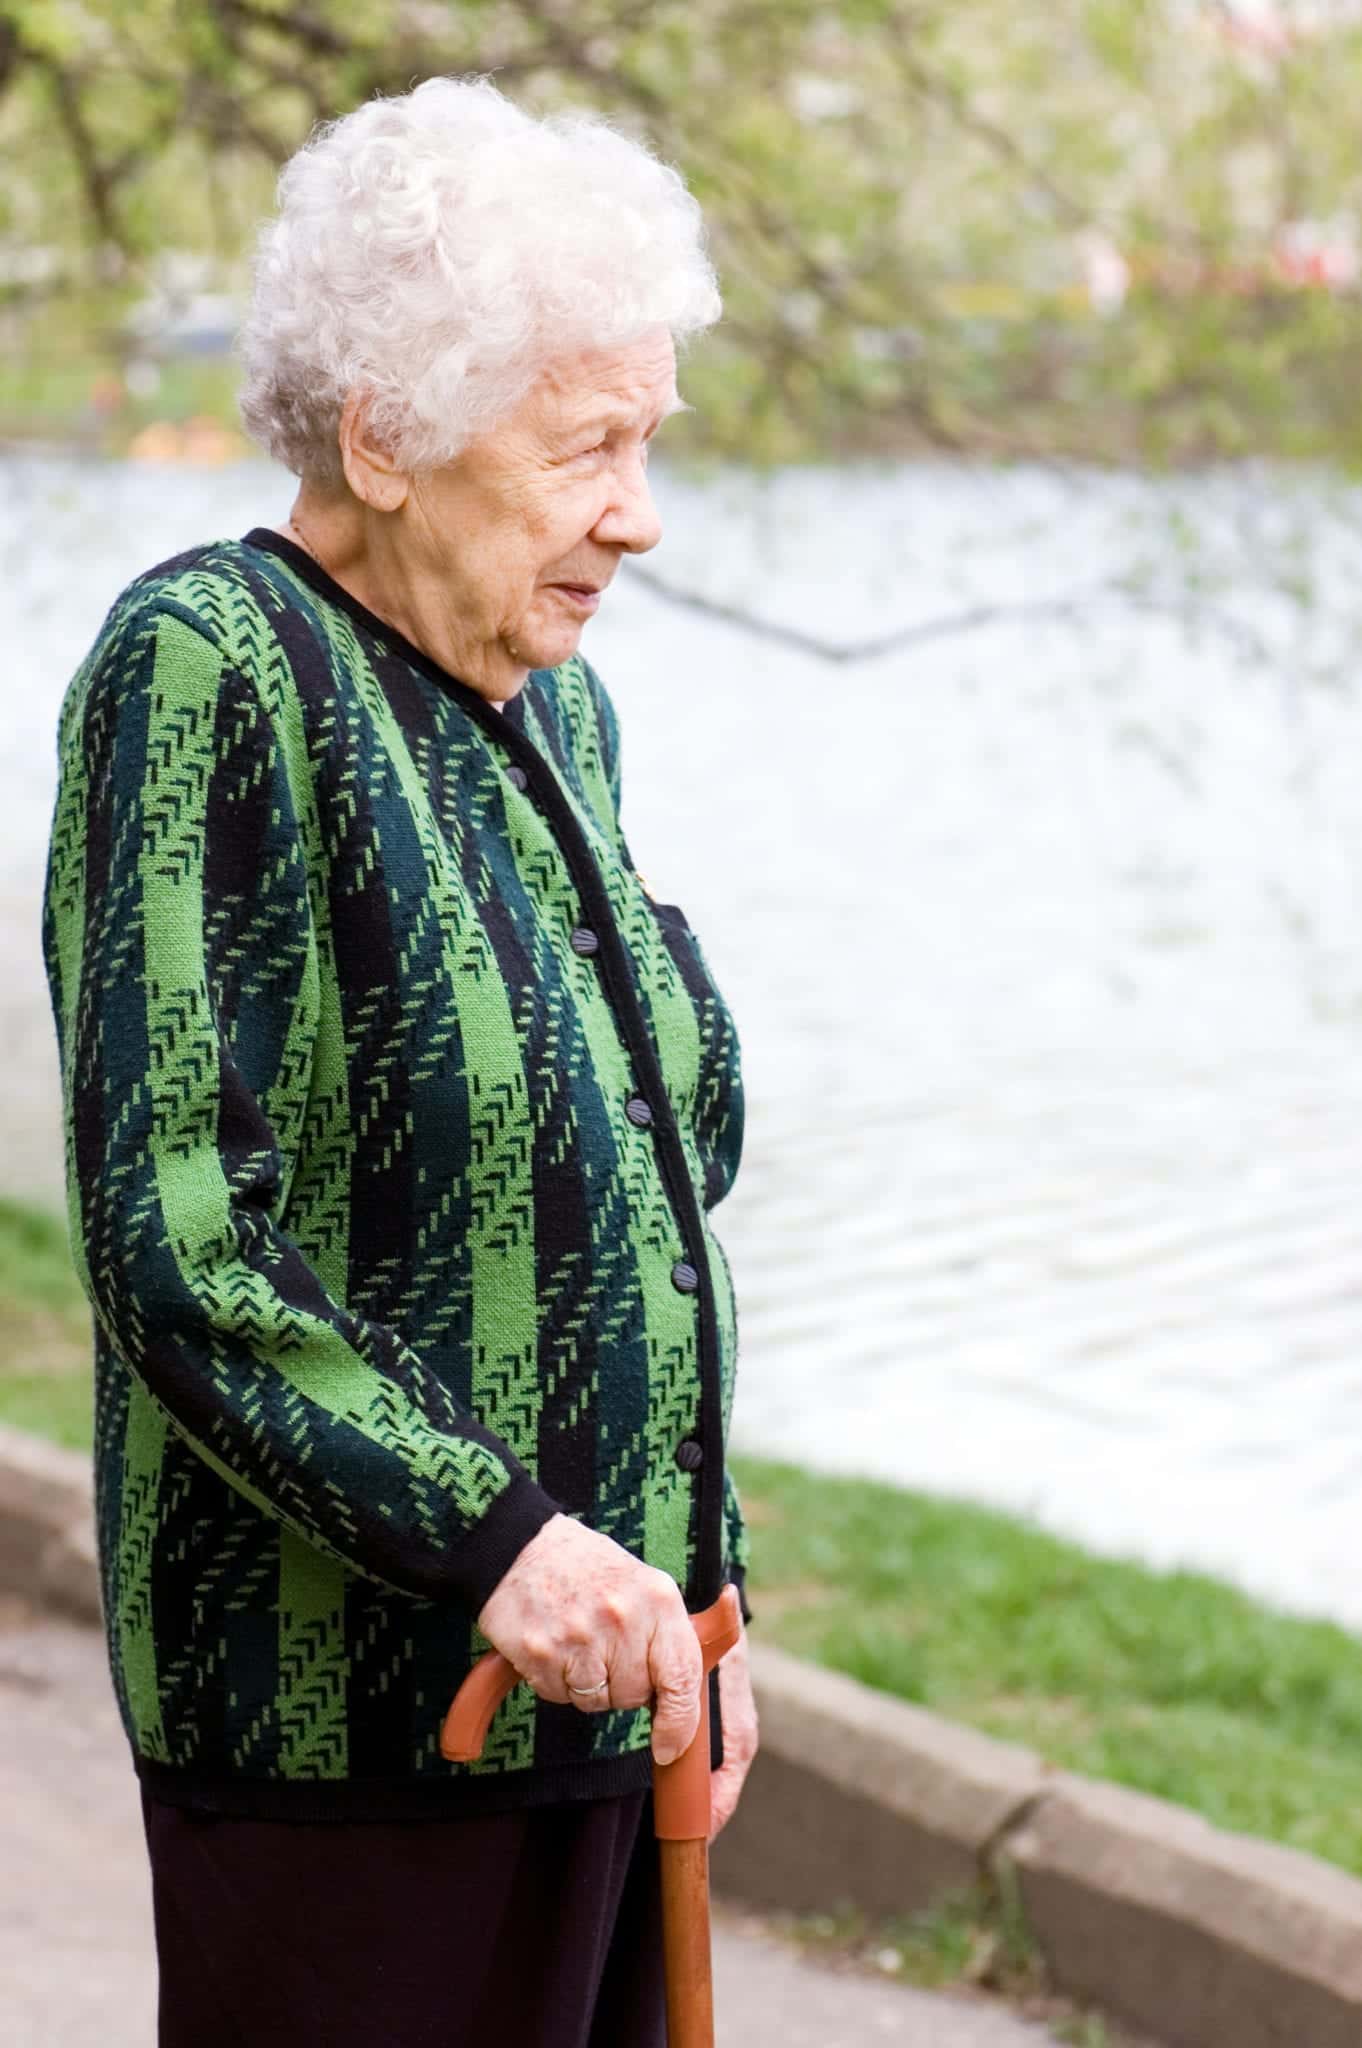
[[569, 926, 599, 956], [674, 1438, 704, 1472], [671, 1259, 699, 1293], [625, 1096, 653, 1128], [506, 764, 529, 791]]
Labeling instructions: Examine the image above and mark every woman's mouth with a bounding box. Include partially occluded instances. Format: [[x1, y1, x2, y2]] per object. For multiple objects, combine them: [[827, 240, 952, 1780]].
[[552, 584, 601, 613]]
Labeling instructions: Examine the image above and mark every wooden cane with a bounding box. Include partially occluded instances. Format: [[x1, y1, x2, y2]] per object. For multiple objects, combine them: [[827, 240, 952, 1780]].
[[440, 1583, 742, 2048]]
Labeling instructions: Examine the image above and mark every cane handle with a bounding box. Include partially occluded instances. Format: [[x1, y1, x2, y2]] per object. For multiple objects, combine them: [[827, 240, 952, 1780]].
[[440, 1583, 742, 1842]]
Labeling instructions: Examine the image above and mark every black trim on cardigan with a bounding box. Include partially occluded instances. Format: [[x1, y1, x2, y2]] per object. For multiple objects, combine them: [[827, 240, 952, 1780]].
[[239, 528, 727, 1613]]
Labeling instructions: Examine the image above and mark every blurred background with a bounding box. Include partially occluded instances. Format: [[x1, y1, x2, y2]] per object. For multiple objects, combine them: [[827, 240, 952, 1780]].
[[7, 0, 1362, 1940]]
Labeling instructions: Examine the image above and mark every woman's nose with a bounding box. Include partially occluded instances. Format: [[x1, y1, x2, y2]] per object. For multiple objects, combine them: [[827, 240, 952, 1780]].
[[591, 452, 663, 554]]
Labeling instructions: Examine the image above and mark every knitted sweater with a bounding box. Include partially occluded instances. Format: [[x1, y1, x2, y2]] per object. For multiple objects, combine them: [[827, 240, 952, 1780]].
[[41, 526, 751, 1821]]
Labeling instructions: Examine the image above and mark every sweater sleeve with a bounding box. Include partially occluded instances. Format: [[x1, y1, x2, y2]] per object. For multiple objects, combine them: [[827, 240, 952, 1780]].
[[42, 600, 564, 1613]]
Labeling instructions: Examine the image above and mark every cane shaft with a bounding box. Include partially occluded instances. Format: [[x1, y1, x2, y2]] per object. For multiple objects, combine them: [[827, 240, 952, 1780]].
[[660, 1839, 714, 2048], [440, 1581, 742, 2048]]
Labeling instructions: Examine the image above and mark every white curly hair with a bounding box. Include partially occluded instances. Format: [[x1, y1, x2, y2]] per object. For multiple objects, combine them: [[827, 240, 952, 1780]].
[[235, 73, 722, 488]]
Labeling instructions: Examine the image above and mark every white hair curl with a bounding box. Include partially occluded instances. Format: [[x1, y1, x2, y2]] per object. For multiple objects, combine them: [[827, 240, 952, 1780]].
[[234, 73, 723, 487]]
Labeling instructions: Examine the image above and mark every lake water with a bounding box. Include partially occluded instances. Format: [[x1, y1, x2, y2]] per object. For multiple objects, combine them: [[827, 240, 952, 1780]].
[[7, 448, 1362, 1629]]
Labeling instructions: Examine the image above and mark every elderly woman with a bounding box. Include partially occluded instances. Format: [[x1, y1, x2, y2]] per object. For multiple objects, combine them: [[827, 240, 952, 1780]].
[[42, 73, 757, 2047]]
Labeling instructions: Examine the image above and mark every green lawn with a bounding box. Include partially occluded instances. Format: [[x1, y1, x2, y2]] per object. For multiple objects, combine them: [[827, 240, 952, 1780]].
[[4, 1197, 1360, 1881], [730, 1451, 1362, 1880], [0, 1198, 97, 1449]]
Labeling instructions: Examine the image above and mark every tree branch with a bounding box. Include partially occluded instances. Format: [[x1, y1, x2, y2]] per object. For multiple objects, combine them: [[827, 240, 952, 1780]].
[[621, 560, 1275, 667], [36, 57, 126, 250]]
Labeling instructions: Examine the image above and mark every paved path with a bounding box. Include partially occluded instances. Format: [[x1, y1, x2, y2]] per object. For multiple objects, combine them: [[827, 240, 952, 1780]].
[[0, 1603, 1056, 2047]]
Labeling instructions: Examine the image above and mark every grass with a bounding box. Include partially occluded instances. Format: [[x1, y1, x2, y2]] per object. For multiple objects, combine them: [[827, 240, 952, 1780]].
[[0, 1199, 94, 1450], [729, 1451, 1362, 1881], [3, 1196, 1361, 1884], [719, 1887, 1147, 2047], [769, 1877, 1043, 1997]]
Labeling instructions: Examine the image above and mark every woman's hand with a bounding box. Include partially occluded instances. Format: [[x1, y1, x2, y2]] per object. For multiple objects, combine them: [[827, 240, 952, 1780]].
[[476, 1513, 705, 1765], [709, 1624, 759, 1843]]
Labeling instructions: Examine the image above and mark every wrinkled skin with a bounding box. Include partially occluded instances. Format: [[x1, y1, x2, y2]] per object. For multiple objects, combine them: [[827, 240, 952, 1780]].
[[276, 325, 683, 708]]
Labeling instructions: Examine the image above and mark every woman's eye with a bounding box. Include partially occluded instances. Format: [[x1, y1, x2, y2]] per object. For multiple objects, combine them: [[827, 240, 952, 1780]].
[[571, 436, 649, 465]]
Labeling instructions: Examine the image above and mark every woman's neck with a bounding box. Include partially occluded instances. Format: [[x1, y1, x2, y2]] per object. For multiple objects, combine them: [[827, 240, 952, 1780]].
[[274, 497, 512, 712]]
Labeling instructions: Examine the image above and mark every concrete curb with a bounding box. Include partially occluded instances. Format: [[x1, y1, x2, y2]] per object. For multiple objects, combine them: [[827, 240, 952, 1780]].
[[710, 1641, 1047, 1919], [712, 1644, 1362, 2047], [4, 1429, 1361, 2043], [1002, 1771, 1362, 2048]]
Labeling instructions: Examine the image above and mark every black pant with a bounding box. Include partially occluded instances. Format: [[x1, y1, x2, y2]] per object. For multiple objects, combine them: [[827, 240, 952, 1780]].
[[139, 1784, 666, 2047]]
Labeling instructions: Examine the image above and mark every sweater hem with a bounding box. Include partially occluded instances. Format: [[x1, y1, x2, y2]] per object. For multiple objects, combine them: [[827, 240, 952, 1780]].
[[134, 1747, 657, 1823]]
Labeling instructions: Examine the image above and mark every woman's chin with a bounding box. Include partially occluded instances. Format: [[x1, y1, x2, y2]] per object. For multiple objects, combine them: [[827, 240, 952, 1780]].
[[518, 618, 586, 670]]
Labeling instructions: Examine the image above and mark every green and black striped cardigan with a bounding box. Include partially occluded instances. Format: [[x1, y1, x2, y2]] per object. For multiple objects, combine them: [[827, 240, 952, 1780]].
[[41, 526, 751, 1821]]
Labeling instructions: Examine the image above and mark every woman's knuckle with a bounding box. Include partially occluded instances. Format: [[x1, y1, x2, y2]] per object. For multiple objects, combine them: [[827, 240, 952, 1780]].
[[561, 1606, 593, 1648]]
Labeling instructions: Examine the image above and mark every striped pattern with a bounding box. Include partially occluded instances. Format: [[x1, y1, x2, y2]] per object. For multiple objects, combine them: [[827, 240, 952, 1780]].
[[42, 529, 750, 1819]]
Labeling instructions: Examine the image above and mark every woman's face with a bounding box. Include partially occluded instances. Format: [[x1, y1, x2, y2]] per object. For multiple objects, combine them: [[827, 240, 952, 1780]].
[[409, 324, 684, 684]]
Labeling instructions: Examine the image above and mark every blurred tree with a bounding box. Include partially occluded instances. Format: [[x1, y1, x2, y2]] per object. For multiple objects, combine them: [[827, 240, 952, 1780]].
[[4, 0, 1362, 466]]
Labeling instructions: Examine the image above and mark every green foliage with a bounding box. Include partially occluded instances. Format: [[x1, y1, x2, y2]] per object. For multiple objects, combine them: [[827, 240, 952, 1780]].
[[4, 1, 1362, 463]]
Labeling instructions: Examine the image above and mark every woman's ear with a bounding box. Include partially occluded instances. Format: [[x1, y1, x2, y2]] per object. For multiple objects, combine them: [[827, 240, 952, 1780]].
[[338, 388, 410, 513]]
